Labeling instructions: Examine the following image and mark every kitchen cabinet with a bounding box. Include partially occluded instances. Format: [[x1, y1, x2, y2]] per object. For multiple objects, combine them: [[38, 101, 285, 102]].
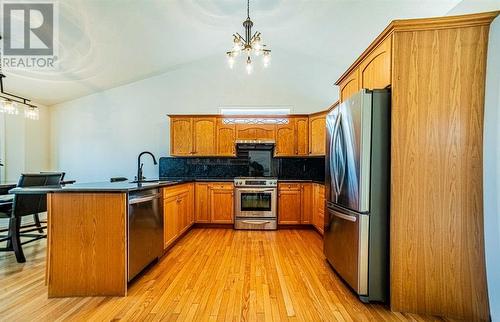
[[359, 36, 391, 90], [278, 183, 312, 224], [295, 117, 309, 156], [170, 117, 216, 156], [338, 68, 360, 102], [309, 111, 328, 156], [235, 124, 275, 141], [216, 119, 236, 156], [301, 183, 313, 224], [312, 183, 325, 235], [195, 183, 210, 223], [192, 118, 216, 156], [275, 117, 309, 157], [169, 113, 334, 157], [170, 117, 193, 156], [163, 193, 179, 249], [208, 183, 234, 223], [163, 184, 194, 249], [275, 122, 295, 156], [333, 12, 498, 320]]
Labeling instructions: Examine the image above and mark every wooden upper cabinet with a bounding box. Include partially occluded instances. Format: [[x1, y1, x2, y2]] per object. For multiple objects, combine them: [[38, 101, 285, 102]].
[[275, 121, 295, 156], [275, 117, 309, 157], [339, 68, 360, 102], [192, 117, 216, 156], [235, 124, 275, 141], [170, 117, 193, 156], [295, 117, 309, 156], [309, 112, 327, 156], [209, 183, 234, 224], [359, 36, 392, 90], [216, 119, 236, 157], [278, 183, 302, 224]]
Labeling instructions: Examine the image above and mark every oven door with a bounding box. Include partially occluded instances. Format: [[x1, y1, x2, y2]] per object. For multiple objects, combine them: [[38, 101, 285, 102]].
[[235, 188, 277, 218]]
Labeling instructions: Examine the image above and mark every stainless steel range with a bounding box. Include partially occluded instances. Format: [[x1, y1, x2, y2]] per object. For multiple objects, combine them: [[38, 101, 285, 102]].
[[234, 177, 278, 230]]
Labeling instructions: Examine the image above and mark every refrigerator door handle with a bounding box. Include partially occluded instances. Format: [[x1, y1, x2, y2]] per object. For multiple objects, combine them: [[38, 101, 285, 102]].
[[331, 114, 341, 199], [330, 209, 357, 222], [338, 115, 348, 194]]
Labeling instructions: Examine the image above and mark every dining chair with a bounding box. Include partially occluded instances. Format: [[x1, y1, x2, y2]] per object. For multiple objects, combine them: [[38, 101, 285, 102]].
[[0, 173, 63, 263]]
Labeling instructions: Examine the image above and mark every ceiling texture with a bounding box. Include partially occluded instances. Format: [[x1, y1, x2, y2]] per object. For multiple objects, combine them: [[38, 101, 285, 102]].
[[1, 0, 462, 106]]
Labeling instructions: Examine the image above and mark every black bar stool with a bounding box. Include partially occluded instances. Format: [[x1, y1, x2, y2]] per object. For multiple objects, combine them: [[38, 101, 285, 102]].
[[0, 173, 63, 263]]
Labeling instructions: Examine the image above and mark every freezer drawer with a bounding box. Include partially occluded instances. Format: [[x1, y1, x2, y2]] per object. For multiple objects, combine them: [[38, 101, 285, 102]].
[[324, 206, 369, 296]]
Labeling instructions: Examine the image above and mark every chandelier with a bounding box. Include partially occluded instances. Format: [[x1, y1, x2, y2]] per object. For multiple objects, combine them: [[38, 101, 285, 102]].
[[226, 0, 271, 74]]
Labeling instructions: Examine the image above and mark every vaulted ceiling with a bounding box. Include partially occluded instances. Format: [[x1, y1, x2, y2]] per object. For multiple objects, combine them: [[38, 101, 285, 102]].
[[2, 0, 461, 106]]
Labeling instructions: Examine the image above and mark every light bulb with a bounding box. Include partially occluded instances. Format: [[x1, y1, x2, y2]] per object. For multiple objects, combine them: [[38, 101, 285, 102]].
[[3, 100, 19, 115], [253, 36, 262, 50], [263, 52, 271, 68], [24, 106, 39, 120], [246, 57, 253, 74], [228, 55, 235, 69]]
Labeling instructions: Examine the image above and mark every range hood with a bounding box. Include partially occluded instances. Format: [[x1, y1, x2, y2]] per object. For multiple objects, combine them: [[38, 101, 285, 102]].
[[235, 140, 275, 144], [236, 140, 275, 150]]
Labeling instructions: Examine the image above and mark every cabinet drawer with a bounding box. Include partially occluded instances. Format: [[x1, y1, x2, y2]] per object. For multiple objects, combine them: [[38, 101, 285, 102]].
[[278, 183, 301, 191]]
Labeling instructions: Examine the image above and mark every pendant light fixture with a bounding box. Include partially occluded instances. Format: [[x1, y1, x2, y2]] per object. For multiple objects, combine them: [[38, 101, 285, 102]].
[[0, 71, 39, 120], [226, 0, 271, 74]]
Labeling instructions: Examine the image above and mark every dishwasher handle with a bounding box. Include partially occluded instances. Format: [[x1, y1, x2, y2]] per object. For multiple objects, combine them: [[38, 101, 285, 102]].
[[129, 194, 161, 204]]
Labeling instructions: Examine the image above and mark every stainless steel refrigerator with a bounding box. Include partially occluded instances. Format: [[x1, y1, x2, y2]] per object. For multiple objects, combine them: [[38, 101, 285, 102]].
[[324, 89, 390, 303]]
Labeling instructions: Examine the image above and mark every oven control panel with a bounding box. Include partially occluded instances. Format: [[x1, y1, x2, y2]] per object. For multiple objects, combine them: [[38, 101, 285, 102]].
[[234, 178, 277, 187]]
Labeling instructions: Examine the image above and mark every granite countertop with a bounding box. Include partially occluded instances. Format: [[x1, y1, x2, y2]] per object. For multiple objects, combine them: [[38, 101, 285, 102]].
[[9, 177, 324, 194], [9, 180, 185, 194]]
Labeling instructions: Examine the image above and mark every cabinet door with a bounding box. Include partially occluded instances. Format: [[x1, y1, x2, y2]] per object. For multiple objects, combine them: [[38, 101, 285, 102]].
[[177, 192, 189, 235], [209, 183, 234, 224], [278, 184, 302, 224], [301, 183, 313, 224], [163, 195, 179, 249], [339, 68, 360, 102], [309, 113, 326, 156], [275, 120, 295, 156], [195, 183, 210, 223], [193, 117, 216, 156], [312, 184, 325, 235], [359, 36, 392, 90], [216, 119, 236, 156], [170, 117, 192, 156], [187, 183, 195, 226], [235, 124, 276, 140], [295, 117, 309, 156]]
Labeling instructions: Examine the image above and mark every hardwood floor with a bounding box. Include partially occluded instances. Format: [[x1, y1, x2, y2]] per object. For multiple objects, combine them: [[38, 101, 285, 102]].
[[0, 228, 450, 321]]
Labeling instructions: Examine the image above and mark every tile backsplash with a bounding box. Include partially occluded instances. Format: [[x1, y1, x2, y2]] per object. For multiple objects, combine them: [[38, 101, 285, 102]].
[[159, 156, 324, 182]]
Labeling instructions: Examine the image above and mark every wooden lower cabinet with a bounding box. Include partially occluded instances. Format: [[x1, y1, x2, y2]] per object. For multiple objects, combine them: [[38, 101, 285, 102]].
[[278, 183, 312, 225], [163, 183, 195, 249], [195, 183, 210, 223], [208, 183, 234, 223], [312, 183, 325, 235], [301, 183, 313, 224]]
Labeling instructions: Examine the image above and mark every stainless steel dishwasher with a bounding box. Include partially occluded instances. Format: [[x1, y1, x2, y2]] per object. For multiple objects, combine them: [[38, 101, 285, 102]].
[[128, 188, 163, 281]]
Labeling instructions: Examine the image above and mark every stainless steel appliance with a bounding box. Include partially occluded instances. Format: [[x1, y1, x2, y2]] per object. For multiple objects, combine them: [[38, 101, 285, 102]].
[[128, 188, 163, 281], [324, 89, 390, 303], [234, 177, 277, 230]]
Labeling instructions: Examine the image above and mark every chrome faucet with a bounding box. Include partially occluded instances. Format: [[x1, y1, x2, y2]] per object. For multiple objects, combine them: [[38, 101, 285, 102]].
[[136, 151, 157, 182]]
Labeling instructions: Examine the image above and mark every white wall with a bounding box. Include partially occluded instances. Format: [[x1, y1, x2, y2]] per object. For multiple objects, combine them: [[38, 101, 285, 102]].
[[1, 106, 51, 182], [447, 1, 500, 320], [50, 50, 338, 182]]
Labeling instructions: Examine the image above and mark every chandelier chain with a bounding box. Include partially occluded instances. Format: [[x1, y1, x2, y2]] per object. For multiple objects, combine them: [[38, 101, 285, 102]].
[[247, 0, 250, 19]]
